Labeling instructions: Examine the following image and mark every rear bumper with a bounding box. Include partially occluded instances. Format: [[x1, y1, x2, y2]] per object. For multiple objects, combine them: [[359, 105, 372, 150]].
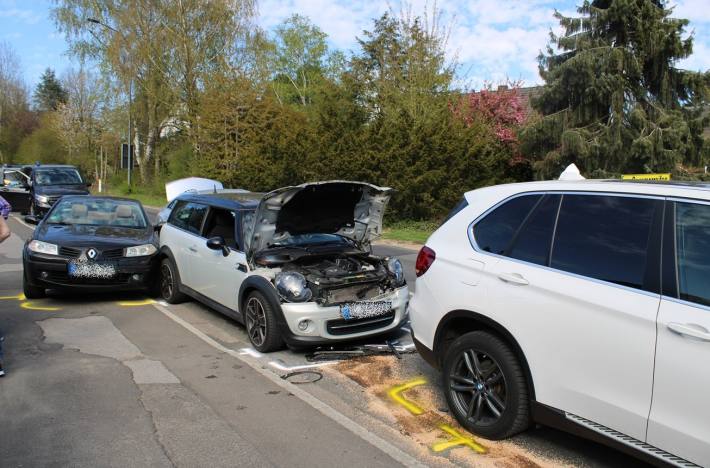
[[412, 332, 438, 369], [24, 251, 158, 291]]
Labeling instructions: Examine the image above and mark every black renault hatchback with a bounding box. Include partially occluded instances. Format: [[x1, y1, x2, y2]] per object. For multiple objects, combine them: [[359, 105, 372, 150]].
[[22, 196, 159, 298]]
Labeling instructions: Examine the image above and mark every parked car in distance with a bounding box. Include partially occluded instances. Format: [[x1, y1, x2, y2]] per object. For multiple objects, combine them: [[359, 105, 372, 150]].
[[157, 181, 409, 352], [1, 164, 32, 213], [29, 164, 90, 217], [23, 196, 159, 298], [410, 178, 710, 467]]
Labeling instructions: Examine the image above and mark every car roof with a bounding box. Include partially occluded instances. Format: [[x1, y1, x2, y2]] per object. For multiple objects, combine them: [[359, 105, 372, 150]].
[[177, 191, 264, 210], [33, 164, 80, 169], [464, 179, 710, 202]]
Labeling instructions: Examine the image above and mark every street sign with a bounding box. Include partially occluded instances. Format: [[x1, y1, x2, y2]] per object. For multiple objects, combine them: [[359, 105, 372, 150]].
[[120, 144, 136, 168], [621, 173, 671, 181]]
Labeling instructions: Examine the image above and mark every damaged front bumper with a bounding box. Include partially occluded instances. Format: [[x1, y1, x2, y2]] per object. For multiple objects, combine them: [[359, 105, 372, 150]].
[[279, 285, 409, 344]]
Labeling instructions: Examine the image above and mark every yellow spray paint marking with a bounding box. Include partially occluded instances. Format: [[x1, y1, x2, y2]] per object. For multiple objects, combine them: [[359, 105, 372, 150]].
[[431, 424, 487, 454], [0, 293, 25, 300], [117, 298, 156, 307], [388, 378, 427, 415], [21, 301, 61, 312]]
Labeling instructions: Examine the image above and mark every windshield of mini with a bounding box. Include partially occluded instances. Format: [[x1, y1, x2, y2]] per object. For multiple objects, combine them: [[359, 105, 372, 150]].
[[47, 199, 147, 228], [270, 233, 352, 247], [34, 168, 83, 186]]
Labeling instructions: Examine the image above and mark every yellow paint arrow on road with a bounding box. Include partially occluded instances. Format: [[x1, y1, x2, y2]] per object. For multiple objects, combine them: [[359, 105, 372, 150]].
[[21, 301, 61, 312], [432, 424, 486, 454], [0, 293, 25, 300], [117, 298, 156, 307], [388, 378, 427, 415]]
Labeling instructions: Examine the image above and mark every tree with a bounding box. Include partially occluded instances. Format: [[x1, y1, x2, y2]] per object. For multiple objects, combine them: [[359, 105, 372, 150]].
[[0, 41, 36, 163], [34, 68, 68, 112], [522, 0, 710, 179]]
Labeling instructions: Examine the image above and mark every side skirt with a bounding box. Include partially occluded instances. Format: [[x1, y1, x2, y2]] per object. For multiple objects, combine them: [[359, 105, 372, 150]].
[[179, 284, 244, 325], [532, 402, 698, 468]]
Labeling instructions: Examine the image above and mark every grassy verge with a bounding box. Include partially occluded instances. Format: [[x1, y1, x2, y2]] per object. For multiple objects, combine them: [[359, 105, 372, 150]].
[[381, 220, 438, 244], [99, 186, 167, 208]]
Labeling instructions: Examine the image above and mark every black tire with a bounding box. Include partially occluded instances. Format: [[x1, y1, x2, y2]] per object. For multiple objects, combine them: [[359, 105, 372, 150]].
[[23, 272, 46, 299], [159, 258, 187, 304], [442, 331, 530, 440], [244, 291, 284, 353]]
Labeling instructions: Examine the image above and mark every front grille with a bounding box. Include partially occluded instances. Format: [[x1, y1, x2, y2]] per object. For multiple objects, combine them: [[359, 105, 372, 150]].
[[45, 270, 131, 286], [101, 248, 124, 259], [59, 246, 81, 258], [326, 311, 396, 336]]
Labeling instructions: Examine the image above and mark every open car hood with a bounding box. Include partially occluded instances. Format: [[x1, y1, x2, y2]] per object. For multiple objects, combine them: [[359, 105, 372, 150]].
[[244, 181, 392, 256], [165, 177, 223, 202]]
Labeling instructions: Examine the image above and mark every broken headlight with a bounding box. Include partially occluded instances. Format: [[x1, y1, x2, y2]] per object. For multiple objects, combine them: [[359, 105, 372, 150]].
[[386, 257, 405, 286], [275, 271, 313, 302]]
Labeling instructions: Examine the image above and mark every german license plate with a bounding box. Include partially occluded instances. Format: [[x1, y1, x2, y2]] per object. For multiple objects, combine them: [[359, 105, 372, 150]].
[[340, 302, 392, 320], [68, 261, 116, 279]]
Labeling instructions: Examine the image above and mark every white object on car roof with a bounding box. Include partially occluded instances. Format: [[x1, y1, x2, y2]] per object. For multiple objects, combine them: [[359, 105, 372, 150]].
[[558, 163, 585, 181], [165, 177, 223, 202]]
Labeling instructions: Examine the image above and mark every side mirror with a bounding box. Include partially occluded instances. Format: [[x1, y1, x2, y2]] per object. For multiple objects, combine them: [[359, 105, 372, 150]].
[[206, 236, 230, 257], [24, 215, 39, 225], [153, 223, 163, 233]]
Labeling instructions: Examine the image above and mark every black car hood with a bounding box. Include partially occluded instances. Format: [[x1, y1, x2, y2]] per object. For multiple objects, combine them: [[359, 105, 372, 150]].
[[36, 224, 154, 248], [244, 181, 392, 256], [34, 185, 90, 197]]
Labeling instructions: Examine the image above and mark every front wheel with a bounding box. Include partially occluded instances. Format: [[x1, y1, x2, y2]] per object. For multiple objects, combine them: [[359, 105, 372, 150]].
[[442, 331, 530, 440], [159, 258, 187, 304], [23, 272, 46, 299], [244, 291, 284, 353]]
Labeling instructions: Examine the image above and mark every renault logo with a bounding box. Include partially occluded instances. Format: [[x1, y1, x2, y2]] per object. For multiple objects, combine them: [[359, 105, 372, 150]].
[[87, 248, 98, 260]]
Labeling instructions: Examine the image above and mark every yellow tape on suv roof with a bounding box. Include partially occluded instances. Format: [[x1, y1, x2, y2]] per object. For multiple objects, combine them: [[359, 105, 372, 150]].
[[621, 173, 671, 181]]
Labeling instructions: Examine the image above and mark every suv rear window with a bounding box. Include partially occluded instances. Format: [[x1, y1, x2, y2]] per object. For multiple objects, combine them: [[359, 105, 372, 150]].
[[675, 202, 710, 306], [472, 194, 541, 255], [550, 195, 657, 291]]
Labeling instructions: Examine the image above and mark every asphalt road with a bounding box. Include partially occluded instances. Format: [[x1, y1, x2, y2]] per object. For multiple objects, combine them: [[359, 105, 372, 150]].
[[0, 213, 648, 468]]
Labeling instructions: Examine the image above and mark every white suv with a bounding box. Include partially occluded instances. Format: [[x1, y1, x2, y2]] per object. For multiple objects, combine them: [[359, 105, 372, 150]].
[[158, 181, 409, 352], [410, 179, 710, 466]]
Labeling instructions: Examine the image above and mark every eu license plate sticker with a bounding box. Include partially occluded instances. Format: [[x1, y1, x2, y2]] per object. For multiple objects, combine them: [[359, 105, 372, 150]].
[[340, 302, 392, 320], [68, 261, 116, 279]]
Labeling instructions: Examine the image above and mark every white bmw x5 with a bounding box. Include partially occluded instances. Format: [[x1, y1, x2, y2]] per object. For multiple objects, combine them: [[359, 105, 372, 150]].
[[410, 177, 710, 466]]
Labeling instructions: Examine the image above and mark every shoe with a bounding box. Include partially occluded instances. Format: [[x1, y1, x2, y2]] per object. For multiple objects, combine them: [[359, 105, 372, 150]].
[[0, 364, 4, 377]]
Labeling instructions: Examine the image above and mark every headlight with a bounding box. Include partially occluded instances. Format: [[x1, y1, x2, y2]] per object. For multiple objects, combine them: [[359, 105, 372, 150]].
[[124, 244, 157, 257], [275, 271, 312, 302], [28, 240, 59, 255], [386, 257, 405, 285], [35, 195, 50, 205]]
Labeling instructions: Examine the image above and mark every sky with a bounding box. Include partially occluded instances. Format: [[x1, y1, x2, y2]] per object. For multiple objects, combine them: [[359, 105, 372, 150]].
[[1, 0, 709, 90]]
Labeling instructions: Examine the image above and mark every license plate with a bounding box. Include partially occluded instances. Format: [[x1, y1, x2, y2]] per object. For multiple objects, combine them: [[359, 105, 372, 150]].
[[340, 301, 392, 320], [68, 261, 116, 279]]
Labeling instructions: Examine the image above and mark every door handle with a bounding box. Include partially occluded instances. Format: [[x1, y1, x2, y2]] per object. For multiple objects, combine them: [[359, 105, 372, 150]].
[[497, 273, 529, 286], [188, 246, 198, 253], [667, 322, 710, 341]]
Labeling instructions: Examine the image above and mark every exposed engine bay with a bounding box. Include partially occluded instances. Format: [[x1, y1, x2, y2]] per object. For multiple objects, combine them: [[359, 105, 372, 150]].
[[256, 248, 405, 306]]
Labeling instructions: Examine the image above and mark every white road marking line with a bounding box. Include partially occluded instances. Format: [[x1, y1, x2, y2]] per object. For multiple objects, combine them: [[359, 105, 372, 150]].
[[268, 360, 337, 372], [238, 347, 264, 358], [151, 302, 425, 468], [11, 214, 35, 230], [156, 300, 169, 307]]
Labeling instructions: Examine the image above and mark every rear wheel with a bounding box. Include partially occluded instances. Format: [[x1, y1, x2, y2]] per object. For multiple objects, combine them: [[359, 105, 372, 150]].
[[23, 272, 45, 299], [442, 331, 530, 440], [244, 291, 284, 352], [159, 258, 187, 304]]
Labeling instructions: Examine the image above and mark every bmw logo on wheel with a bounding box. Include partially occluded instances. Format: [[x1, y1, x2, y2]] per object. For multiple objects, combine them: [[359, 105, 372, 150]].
[[87, 248, 98, 260]]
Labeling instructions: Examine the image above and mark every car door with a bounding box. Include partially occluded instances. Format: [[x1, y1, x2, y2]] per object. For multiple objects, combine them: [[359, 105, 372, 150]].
[[480, 193, 662, 441], [164, 200, 208, 289], [193, 206, 247, 310], [647, 200, 710, 465], [0, 169, 31, 213]]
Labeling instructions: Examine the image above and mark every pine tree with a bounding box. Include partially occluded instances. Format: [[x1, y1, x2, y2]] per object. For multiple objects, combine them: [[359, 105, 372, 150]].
[[33, 68, 68, 112], [521, 0, 710, 179]]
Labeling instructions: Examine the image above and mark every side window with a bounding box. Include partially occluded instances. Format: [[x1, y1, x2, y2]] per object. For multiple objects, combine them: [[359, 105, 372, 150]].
[[551, 195, 657, 291], [508, 194, 561, 266], [203, 208, 237, 249], [675, 202, 710, 307], [473, 195, 541, 255], [169, 201, 207, 235]]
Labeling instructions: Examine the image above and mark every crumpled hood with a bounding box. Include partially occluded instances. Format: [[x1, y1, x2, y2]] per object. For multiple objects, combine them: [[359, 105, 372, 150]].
[[244, 181, 392, 256]]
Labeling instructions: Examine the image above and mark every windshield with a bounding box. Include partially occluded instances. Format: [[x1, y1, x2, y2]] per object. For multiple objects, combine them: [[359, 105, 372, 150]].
[[47, 199, 147, 229], [270, 233, 352, 247], [34, 168, 83, 186]]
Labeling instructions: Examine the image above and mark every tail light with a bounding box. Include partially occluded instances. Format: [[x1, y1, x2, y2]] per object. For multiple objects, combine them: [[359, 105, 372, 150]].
[[415, 246, 436, 277]]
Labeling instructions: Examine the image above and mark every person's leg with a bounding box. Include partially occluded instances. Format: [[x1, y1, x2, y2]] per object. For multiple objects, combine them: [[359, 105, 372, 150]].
[[0, 216, 9, 243], [0, 330, 5, 377]]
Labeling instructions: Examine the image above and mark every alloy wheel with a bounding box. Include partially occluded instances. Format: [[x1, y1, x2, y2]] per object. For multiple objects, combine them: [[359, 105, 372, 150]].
[[160, 263, 174, 299], [448, 348, 507, 427], [245, 297, 267, 347]]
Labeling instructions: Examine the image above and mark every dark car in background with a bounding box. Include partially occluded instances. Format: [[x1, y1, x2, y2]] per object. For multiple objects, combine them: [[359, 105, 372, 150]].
[[22, 196, 159, 298], [1, 164, 32, 213], [28, 164, 91, 217]]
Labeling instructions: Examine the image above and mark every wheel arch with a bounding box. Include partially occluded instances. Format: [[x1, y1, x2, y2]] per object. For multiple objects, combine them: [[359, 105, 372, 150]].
[[238, 275, 284, 323], [434, 309, 536, 400]]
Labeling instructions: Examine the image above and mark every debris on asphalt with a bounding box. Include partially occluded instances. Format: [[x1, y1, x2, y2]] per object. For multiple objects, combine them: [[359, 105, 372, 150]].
[[305, 340, 416, 362], [281, 370, 323, 384]]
